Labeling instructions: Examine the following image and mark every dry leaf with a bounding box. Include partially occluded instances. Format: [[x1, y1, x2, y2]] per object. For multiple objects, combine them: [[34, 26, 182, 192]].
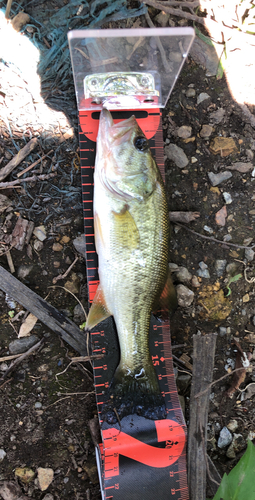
[[226, 162, 253, 173], [18, 313, 38, 338]]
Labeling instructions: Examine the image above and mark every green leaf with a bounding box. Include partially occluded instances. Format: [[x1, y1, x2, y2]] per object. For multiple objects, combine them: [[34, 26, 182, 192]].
[[210, 440, 255, 500], [228, 273, 242, 285], [8, 310, 15, 318]]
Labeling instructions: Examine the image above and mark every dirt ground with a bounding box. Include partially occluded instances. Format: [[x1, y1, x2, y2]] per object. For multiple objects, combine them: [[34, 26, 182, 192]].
[[1, 4, 255, 500]]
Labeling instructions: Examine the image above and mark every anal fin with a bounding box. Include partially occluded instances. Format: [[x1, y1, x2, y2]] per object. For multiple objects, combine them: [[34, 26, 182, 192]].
[[153, 270, 177, 320], [86, 283, 111, 330]]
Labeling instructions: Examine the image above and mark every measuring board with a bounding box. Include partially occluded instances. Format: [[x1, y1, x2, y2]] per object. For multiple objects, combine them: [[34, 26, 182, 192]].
[[79, 108, 189, 500]]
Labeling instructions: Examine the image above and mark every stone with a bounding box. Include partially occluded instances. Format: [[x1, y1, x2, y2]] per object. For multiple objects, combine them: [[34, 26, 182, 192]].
[[34, 240, 44, 251], [9, 335, 39, 354], [164, 143, 189, 169], [0, 194, 12, 213], [215, 259, 227, 277], [191, 275, 200, 287], [197, 92, 210, 105], [199, 261, 208, 271], [242, 293, 250, 303], [155, 11, 170, 27], [227, 419, 238, 432], [203, 225, 213, 234], [65, 273, 80, 294], [37, 467, 54, 491], [73, 304, 86, 324], [60, 235, 70, 244], [245, 247, 254, 261], [35, 402, 42, 409], [226, 433, 246, 459], [200, 124, 213, 138], [219, 327, 227, 337], [186, 88, 196, 98], [209, 108, 225, 124], [215, 206, 227, 226], [0, 449, 6, 461], [176, 284, 194, 307], [175, 267, 192, 283], [223, 192, 232, 204], [177, 373, 191, 392], [217, 426, 232, 448], [226, 161, 253, 173], [15, 467, 35, 484], [33, 226, 46, 241], [52, 242, 63, 251], [42, 494, 54, 500], [197, 269, 210, 279], [208, 171, 232, 186], [177, 125, 192, 139], [209, 137, 238, 157]]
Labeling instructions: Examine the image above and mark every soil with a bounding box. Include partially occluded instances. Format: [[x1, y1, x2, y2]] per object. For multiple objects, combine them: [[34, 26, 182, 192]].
[[1, 5, 255, 500]]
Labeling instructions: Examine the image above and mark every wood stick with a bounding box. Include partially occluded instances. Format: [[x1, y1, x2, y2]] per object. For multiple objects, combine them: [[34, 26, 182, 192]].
[[0, 138, 38, 182], [0, 172, 57, 189], [17, 149, 54, 177], [188, 333, 217, 500], [0, 265, 87, 355], [0, 338, 44, 381]]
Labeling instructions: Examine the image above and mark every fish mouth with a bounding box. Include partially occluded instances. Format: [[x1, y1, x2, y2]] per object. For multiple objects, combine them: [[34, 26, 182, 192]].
[[99, 108, 136, 146]]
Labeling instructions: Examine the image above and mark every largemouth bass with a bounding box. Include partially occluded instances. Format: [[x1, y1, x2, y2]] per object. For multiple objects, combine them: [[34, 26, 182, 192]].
[[86, 109, 176, 422]]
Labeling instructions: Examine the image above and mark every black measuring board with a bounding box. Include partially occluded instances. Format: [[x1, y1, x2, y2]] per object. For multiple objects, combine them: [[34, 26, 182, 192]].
[[78, 108, 189, 500]]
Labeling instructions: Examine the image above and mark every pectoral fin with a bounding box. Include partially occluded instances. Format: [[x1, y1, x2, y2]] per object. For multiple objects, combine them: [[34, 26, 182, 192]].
[[112, 206, 139, 250], [153, 270, 177, 320], [86, 283, 111, 330]]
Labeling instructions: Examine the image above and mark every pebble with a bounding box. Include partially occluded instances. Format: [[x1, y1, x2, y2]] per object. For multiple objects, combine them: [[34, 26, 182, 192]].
[[177, 125, 192, 139], [169, 263, 179, 271], [164, 143, 189, 169], [0, 449, 6, 461], [200, 124, 213, 138], [175, 266, 192, 283], [177, 372, 192, 392], [155, 11, 170, 27], [73, 304, 86, 324], [52, 242, 63, 252], [243, 293, 250, 303], [169, 51, 182, 63], [226, 262, 238, 274], [223, 234, 232, 242], [37, 467, 54, 491], [176, 284, 194, 307], [197, 268, 210, 278], [197, 92, 210, 105], [17, 264, 33, 280], [203, 225, 213, 234], [191, 275, 200, 287], [223, 192, 232, 204], [226, 433, 246, 459], [35, 402, 42, 409], [65, 273, 80, 294], [208, 171, 232, 186], [215, 206, 227, 226], [218, 426, 232, 448], [33, 225, 46, 241], [227, 419, 238, 432], [186, 88, 196, 98], [245, 247, 254, 261], [9, 335, 39, 354], [215, 259, 227, 277], [199, 261, 208, 271], [34, 240, 44, 251], [219, 327, 227, 337], [42, 494, 54, 500], [209, 108, 225, 124]]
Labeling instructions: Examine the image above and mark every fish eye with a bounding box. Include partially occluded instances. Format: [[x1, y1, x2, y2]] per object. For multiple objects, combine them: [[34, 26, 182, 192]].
[[134, 136, 149, 151]]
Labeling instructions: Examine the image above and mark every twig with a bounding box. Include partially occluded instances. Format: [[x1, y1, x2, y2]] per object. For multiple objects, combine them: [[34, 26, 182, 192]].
[[17, 149, 54, 177], [52, 256, 79, 284], [48, 284, 87, 322], [143, 0, 207, 25], [0, 378, 12, 390], [174, 222, 255, 249], [0, 172, 57, 189], [6, 249, 15, 273], [0, 338, 44, 381], [5, 0, 13, 19], [195, 367, 246, 399], [0, 353, 23, 362], [0, 138, 38, 182], [145, 12, 173, 73]]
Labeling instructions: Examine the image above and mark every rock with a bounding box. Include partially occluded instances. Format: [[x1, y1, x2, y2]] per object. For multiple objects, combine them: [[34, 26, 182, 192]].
[[9, 335, 39, 354], [203, 225, 213, 234], [191, 157, 197, 163], [215, 259, 227, 277], [177, 125, 192, 139], [164, 144, 189, 169], [73, 235, 86, 257], [200, 124, 213, 138], [217, 426, 232, 448], [0, 194, 12, 213], [226, 433, 246, 458], [215, 206, 227, 226], [35, 402, 42, 409], [197, 92, 210, 105], [176, 284, 194, 307], [37, 468, 54, 491], [42, 494, 54, 500], [52, 242, 63, 251], [169, 263, 179, 271], [208, 171, 232, 186], [199, 261, 208, 271], [177, 372, 191, 392], [209, 137, 238, 157], [33, 226, 46, 241], [191, 275, 200, 287], [155, 11, 170, 27], [245, 247, 255, 261], [226, 262, 238, 274], [65, 273, 80, 294], [186, 88, 196, 98], [175, 267, 192, 283], [73, 304, 86, 324], [60, 235, 70, 244], [227, 419, 238, 432], [34, 240, 44, 251], [17, 264, 33, 280], [223, 192, 232, 204], [197, 269, 210, 278], [0, 449, 6, 461], [219, 327, 227, 337], [226, 161, 253, 173], [242, 293, 250, 303], [223, 234, 232, 242], [169, 51, 182, 63], [209, 108, 225, 124]]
